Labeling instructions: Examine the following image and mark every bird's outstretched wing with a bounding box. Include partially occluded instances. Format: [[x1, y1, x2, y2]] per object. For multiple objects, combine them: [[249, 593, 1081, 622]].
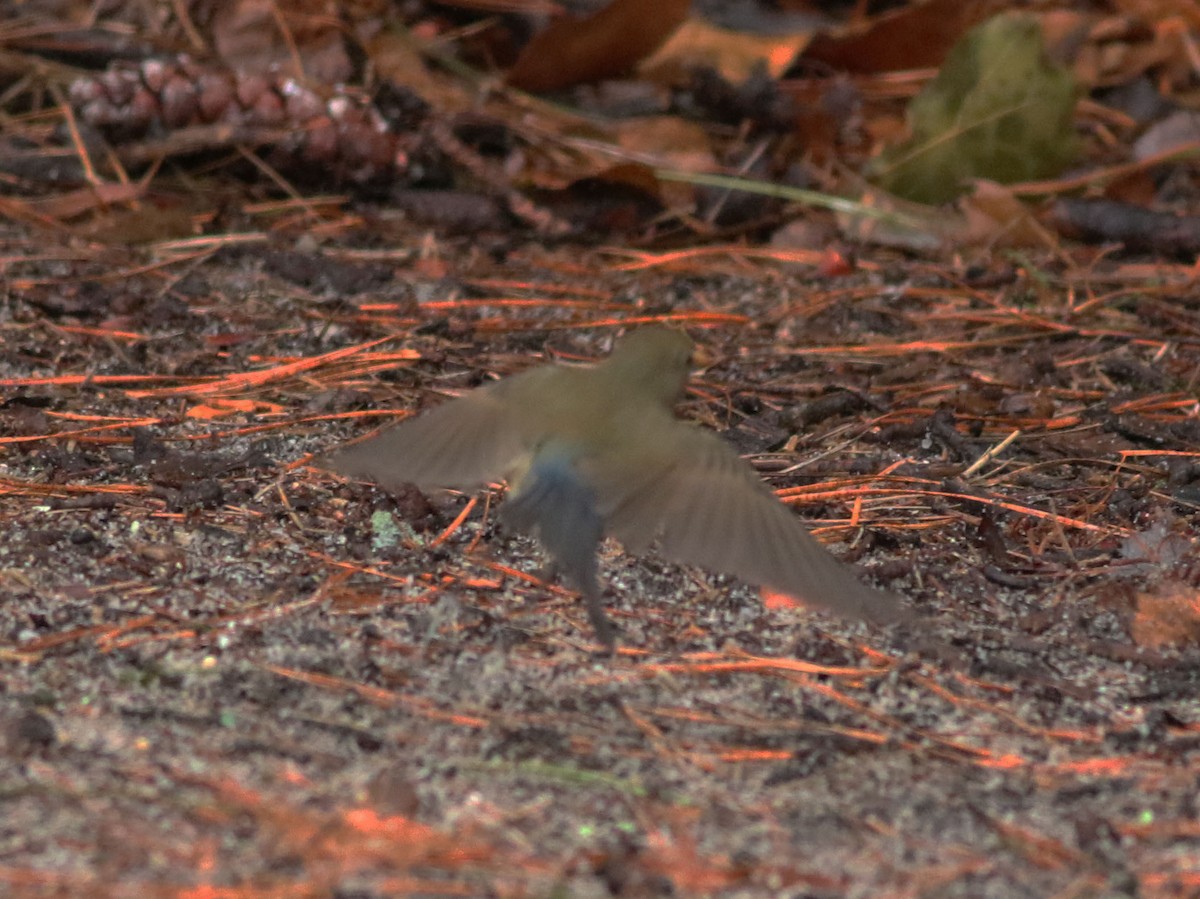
[[586, 421, 905, 624], [323, 379, 533, 491]]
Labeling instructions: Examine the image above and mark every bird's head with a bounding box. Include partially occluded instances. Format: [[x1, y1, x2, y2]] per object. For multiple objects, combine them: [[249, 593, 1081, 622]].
[[602, 326, 694, 407]]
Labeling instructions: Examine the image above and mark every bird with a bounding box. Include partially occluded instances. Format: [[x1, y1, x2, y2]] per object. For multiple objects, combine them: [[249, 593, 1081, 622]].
[[324, 326, 904, 649]]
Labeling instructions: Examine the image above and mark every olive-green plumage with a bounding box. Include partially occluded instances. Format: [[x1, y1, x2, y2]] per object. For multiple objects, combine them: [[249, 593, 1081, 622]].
[[326, 327, 904, 648]]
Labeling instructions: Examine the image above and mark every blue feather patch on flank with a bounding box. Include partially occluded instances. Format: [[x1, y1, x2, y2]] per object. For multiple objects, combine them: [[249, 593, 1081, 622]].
[[502, 450, 604, 598]]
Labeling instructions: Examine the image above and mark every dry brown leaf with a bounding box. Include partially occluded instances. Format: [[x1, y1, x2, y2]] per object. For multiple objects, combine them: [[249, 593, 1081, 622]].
[[639, 15, 813, 84], [507, 0, 691, 93], [803, 0, 1002, 74]]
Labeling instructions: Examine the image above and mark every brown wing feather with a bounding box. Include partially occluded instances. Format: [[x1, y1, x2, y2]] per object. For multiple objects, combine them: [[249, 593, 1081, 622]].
[[587, 422, 904, 623], [322, 383, 529, 491]]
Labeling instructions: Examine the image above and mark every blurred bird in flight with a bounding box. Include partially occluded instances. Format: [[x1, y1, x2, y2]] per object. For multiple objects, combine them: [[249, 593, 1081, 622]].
[[326, 326, 904, 649]]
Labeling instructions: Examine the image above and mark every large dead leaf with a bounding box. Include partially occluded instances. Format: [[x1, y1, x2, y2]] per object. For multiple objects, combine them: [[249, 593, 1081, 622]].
[[507, 0, 691, 93], [870, 14, 1078, 205], [803, 0, 1002, 74]]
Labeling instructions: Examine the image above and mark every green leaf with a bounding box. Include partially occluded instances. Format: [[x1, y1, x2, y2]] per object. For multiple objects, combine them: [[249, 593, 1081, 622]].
[[871, 14, 1077, 205]]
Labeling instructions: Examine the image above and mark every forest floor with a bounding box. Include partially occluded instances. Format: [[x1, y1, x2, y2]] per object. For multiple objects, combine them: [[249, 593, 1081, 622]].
[[3, 241, 1199, 897]]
